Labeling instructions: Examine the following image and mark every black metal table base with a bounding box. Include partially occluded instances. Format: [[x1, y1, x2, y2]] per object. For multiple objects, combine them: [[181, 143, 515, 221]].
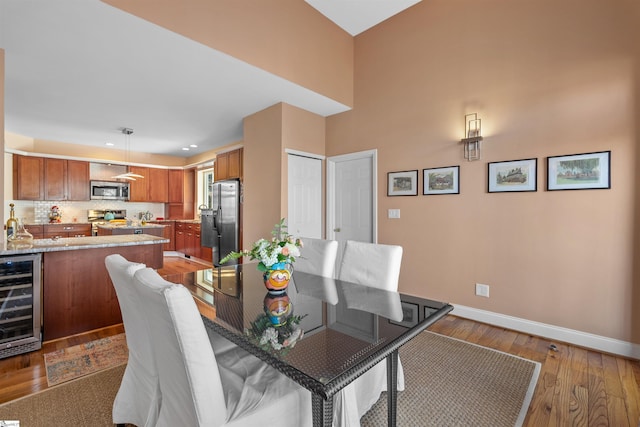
[[311, 350, 399, 427], [312, 393, 333, 427], [387, 350, 399, 427]]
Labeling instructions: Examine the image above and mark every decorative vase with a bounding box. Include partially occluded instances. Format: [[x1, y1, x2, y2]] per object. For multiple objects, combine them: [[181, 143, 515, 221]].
[[263, 262, 292, 294], [263, 292, 293, 327]]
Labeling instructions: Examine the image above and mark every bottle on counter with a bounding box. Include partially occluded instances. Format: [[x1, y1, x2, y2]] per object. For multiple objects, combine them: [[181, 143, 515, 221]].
[[6, 203, 18, 239], [8, 218, 34, 248]]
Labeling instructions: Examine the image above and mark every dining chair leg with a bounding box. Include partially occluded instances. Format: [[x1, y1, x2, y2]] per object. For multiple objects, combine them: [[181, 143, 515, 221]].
[[387, 350, 399, 427], [312, 393, 333, 427]]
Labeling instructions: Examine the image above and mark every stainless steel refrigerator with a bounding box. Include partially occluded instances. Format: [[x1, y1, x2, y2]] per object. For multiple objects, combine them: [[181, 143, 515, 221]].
[[201, 178, 241, 266]]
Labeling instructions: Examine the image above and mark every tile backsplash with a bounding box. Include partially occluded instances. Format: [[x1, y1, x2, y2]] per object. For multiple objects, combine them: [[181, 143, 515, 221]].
[[5, 200, 167, 224]]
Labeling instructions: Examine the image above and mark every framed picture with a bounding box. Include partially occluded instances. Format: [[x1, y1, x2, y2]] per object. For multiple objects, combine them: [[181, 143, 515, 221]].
[[423, 166, 460, 195], [390, 301, 419, 328], [387, 170, 418, 196], [547, 151, 611, 191], [488, 158, 537, 193]]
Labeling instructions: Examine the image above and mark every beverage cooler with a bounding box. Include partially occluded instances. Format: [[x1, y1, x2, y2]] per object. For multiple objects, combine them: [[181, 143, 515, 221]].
[[0, 253, 42, 359]]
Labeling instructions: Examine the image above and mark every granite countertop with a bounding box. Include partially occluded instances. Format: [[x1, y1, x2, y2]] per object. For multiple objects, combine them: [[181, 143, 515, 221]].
[[97, 223, 166, 229], [0, 234, 169, 256]]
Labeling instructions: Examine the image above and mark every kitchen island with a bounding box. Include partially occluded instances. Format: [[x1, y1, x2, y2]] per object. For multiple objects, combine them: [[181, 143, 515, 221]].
[[1, 234, 168, 341]]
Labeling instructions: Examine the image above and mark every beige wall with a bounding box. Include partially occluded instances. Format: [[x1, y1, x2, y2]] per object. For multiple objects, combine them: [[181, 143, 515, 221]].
[[243, 103, 326, 246], [243, 104, 284, 248], [326, 0, 640, 343], [4, 132, 191, 167], [1, 49, 5, 239], [102, 0, 354, 108]]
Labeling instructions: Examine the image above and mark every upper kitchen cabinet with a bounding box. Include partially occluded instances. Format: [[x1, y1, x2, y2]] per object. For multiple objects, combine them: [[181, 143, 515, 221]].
[[215, 148, 243, 180], [44, 158, 90, 201], [167, 168, 195, 219], [13, 155, 90, 201], [13, 155, 44, 200], [129, 166, 169, 202]]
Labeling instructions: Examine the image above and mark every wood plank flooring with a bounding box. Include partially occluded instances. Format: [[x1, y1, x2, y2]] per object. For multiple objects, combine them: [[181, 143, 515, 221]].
[[1, 256, 638, 427]]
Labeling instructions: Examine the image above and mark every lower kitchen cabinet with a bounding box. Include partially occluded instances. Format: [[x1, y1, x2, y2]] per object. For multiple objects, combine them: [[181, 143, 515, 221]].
[[43, 223, 92, 239], [174, 221, 210, 261]]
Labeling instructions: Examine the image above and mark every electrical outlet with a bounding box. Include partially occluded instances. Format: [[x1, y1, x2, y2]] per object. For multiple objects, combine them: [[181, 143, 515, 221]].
[[475, 283, 490, 298], [388, 209, 400, 219]]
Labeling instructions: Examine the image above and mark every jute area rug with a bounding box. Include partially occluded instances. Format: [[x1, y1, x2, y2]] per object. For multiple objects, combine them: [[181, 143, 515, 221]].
[[44, 333, 128, 386], [0, 331, 539, 427], [361, 331, 541, 427]]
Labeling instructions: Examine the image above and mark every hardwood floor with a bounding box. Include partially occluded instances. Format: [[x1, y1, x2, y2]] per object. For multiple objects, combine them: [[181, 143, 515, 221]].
[[1, 255, 638, 427]]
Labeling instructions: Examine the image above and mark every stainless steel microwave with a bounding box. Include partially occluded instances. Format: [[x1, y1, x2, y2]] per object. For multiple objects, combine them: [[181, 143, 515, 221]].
[[90, 181, 130, 200]]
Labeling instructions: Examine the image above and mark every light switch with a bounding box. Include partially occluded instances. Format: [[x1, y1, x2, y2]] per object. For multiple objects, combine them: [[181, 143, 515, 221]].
[[388, 209, 400, 219]]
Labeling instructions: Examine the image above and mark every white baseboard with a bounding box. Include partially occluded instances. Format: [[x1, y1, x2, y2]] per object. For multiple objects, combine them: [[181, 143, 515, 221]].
[[451, 304, 640, 360]]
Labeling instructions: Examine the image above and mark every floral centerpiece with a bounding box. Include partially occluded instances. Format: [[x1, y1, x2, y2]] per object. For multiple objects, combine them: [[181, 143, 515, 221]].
[[220, 219, 303, 293], [220, 218, 303, 271]]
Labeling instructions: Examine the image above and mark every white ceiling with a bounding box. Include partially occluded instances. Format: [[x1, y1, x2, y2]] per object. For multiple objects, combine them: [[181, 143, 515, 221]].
[[0, 0, 419, 158]]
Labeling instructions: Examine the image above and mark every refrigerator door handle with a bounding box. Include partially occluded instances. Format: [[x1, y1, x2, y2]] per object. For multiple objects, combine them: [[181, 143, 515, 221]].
[[215, 206, 222, 232]]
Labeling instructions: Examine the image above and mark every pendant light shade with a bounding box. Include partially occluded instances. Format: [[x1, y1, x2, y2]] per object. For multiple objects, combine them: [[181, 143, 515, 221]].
[[112, 127, 144, 180]]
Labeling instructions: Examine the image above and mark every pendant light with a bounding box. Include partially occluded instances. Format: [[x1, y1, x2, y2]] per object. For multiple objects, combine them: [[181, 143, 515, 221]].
[[113, 127, 144, 180]]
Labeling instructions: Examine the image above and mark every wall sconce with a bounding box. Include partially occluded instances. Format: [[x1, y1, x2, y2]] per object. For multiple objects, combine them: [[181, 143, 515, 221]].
[[460, 113, 483, 161]]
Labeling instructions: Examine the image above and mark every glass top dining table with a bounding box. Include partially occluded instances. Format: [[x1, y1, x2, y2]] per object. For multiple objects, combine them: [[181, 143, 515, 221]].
[[163, 263, 453, 427]]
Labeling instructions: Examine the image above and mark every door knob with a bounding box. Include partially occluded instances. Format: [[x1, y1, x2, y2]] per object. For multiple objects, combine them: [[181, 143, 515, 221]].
[[334, 228, 341, 232]]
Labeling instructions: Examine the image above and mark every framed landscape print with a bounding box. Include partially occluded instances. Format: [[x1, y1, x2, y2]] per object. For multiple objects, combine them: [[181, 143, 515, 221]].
[[387, 170, 418, 196], [488, 158, 537, 193], [423, 166, 460, 195], [547, 151, 610, 191]]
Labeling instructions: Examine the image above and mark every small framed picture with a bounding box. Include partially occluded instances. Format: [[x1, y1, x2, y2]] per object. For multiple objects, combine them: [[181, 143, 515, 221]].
[[488, 158, 537, 193], [389, 301, 419, 328], [423, 166, 460, 195], [547, 151, 611, 191], [387, 170, 418, 196]]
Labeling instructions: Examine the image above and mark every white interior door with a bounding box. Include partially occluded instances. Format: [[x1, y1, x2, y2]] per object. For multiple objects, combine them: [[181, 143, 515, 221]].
[[327, 150, 377, 272], [287, 152, 322, 239]]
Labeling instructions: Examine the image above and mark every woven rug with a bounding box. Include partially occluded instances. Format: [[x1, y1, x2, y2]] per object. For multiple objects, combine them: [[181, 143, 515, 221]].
[[0, 364, 126, 427], [0, 331, 539, 426], [44, 333, 128, 386], [361, 331, 541, 427]]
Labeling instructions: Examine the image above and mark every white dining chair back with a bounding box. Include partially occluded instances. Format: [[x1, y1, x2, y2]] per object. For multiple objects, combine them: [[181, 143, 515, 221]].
[[335, 240, 405, 420], [338, 240, 403, 291], [132, 267, 313, 427], [295, 237, 339, 277], [104, 254, 160, 427]]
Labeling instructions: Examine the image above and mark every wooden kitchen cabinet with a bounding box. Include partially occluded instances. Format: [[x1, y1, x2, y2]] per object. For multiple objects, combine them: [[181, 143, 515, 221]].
[[174, 221, 209, 261], [167, 168, 195, 219], [129, 166, 168, 202], [148, 168, 168, 202], [13, 155, 44, 200], [14, 155, 89, 201], [215, 148, 243, 180], [67, 160, 91, 200], [44, 158, 90, 201], [43, 223, 92, 238], [175, 221, 186, 253]]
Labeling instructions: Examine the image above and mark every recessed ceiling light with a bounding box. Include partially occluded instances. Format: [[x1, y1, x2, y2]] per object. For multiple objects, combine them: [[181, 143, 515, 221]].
[[190, 144, 198, 148], [105, 142, 114, 146], [182, 147, 190, 151]]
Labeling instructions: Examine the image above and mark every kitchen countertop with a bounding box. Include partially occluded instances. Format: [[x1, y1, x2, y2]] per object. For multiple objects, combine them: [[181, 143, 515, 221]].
[[96, 223, 166, 229], [0, 234, 169, 256]]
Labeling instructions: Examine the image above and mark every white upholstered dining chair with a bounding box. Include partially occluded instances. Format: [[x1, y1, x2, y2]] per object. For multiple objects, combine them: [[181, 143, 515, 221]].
[[333, 239, 405, 424], [132, 267, 314, 427], [295, 237, 339, 277], [105, 254, 160, 427]]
